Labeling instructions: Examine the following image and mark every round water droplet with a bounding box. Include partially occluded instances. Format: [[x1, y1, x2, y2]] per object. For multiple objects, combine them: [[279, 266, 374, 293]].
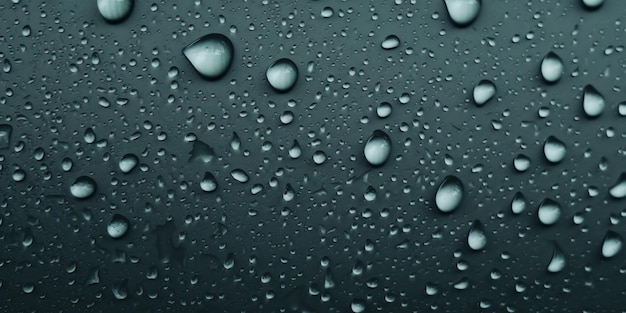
[[200, 172, 218, 192], [266, 58, 298, 92], [609, 173, 626, 198], [97, 0, 134, 23], [601, 230, 623, 258], [70, 176, 97, 199], [538, 198, 561, 225], [540, 52, 564, 83], [119, 153, 138, 173], [473, 79, 496, 106], [543, 136, 566, 163], [288, 140, 302, 159], [513, 154, 531, 172], [107, 214, 130, 239], [582, 85, 605, 118], [376, 102, 392, 118], [321, 7, 334, 18], [467, 220, 487, 251], [582, 0, 604, 10], [313, 151, 327, 165], [547, 243, 566, 273], [280, 111, 294, 125], [444, 0, 481, 27], [381, 35, 400, 50], [231, 169, 249, 183], [364, 130, 392, 167], [511, 192, 527, 214], [351, 299, 366, 313], [435, 175, 464, 213], [183, 33, 234, 80]]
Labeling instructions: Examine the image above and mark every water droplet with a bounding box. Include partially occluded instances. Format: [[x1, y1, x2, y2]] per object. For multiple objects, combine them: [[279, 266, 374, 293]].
[[321, 7, 334, 18], [425, 282, 439, 295], [540, 52, 564, 83], [107, 214, 130, 239], [230, 132, 241, 151], [467, 220, 487, 251], [351, 299, 366, 313], [266, 58, 298, 92], [582, 85, 605, 118], [444, 0, 481, 27], [601, 230, 623, 258], [3, 59, 11, 73], [70, 176, 97, 199], [118, 153, 138, 173], [547, 243, 566, 273], [288, 140, 302, 159], [381, 35, 400, 50], [473, 79, 496, 106], [0, 124, 12, 149], [511, 192, 527, 214], [543, 136, 567, 163], [84, 127, 96, 144], [376, 102, 392, 118], [231, 169, 249, 183], [183, 33, 234, 80], [609, 173, 626, 198], [283, 184, 295, 201], [313, 151, 327, 165], [97, 0, 133, 23], [364, 130, 392, 167], [513, 154, 531, 172], [280, 111, 294, 125], [538, 198, 561, 225], [435, 175, 464, 213], [200, 172, 218, 192], [582, 0, 604, 10]]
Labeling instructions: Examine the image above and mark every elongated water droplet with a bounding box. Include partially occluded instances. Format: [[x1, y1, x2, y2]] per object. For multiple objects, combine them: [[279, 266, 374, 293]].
[[364, 130, 391, 166], [582, 0, 604, 10], [601, 230, 623, 258], [288, 140, 302, 159], [473, 79, 496, 106], [511, 192, 527, 214], [513, 154, 531, 172], [183, 34, 234, 80], [0, 124, 12, 149], [84, 127, 96, 144], [543, 136, 566, 163], [119, 153, 138, 173], [231, 169, 249, 183], [381, 35, 400, 50], [538, 198, 561, 225], [582, 85, 605, 118], [107, 214, 130, 239], [97, 0, 134, 23], [547, 243, 566, 273], [609, 173, 626, 198], [444, 0, 481, 27], [467, 220, 487, 251], [435, 175, 464, 213], [540, 52, 564, 83], [70, 176, 97, 199], [200, 172, 218, 192], [230, 132, 241, 151], [266, 58, 298, 92]]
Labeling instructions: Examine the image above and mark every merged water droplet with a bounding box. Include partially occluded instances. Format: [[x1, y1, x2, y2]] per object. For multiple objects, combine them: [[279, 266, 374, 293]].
[[537, 198, 561, 225], [97, 0, 134, 23], [540, 52, 564, 83], [511, 192, 527, 214], [582, 0, 604, 10], [467, 220, 487, 251], [435, 175, 464, 213], [601, 230, 623, 258], [200, 172, 218, 192], [444, 0, 481, 27], [582, 85, 605, 118], [70, 176, 97, 199], [547, 243, 566, 273], [266, 58, 298, 92], [183, 34, 234, 80], [381, 35, 400, 50], [543, 136, 567, 163], [107, 214, 130, 239], [609, 173, 626, 198], [363, 130, 392, 167], [118, 153, 138, 173], [513, 154, 531, 172], [473, 79, 496, 106]]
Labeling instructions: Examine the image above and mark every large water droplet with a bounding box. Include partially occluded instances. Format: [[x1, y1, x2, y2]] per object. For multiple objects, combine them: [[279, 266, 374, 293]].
[[363, 130, 391, 167], [97, 0, 133, 23], [107, 214, 130, 239], [540, 52, 564, 83], [70, 176, 97, 199], [543, 136, 567, 163], [118, 153, 138, 173], [444, 0, 481, 27], [601, 230, 623, 258], [582, 85, 605, 118], [547, 243, 566, 273], [473, 79, 496, 106], [537, 198, 561, 225], [435, 176, 464, 213], [288, 140, 302, 159], [582, 0, 604, 10], [376, 102, 392, 118], [381, 35, 400, 50], [231, 169, 249, 183], [609, 173, 626, 198], [183, 34, 234, 80], [200, 172, 218, 192], [511, 192, 527, 214], [513, 154, 531, 172], [350, 299, 366, 313], [467, 220, 487, 251], [266, 58, 298, 92]]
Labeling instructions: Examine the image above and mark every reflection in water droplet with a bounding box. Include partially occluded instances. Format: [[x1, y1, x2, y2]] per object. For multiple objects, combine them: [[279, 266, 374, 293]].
[[582, 85, 605, 118], [473, 79, 496, 106], [467, 220, 487, 251], [511, 192, 527, 214], [609, 173, 626, 198], [364, 130, 392, 166], [107, 214, 130, 239], [547, 243, 566, 273], [602, 230, 623, 258], [70, 176, 97, 199], [444, 0, 481, 27], [538, 198, 561, 225], [513, 154, 531, 172], [119, 153, 138, 173], [200, 172, 218, 192], [97, 0, 134, 23], [435, 176, 464, 213], [381, 35, 400, 50], [183, 33, 234, 80], [231, 169, 249, 183], [540, 52, 564, 83], [582, 0, 604, 10], [543, 136, 567, 163], [266, 58, 298, 92]]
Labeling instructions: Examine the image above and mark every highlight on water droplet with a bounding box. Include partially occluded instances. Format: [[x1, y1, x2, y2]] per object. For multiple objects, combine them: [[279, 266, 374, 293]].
[[435, 175, 464, 213], [118, 153, 138, 173], [363, 130, 392, 167], [107, 214, 130, 239], [70, 176, 97, 199], [601, 230, 623, 258], [609, 173, 626, 199], [473, 79, 496, 107], [381, 35, 400, 50], [511, 192, 527, 214], [543, 136, 566, 163], [266, 58, 298, 92], [444, 0, 481, 27], [467, 220, 487, 251], [582, 84, 605, 118], [540, 52, 564, 83], [97, 0, 134, 23], [537, 198, 561, 225], [200, 172, 218, 192], [183, 33, 234, 80], [547, 243, 566, 273]]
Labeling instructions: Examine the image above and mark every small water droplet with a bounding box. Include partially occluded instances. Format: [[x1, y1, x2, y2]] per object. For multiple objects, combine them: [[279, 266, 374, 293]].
[[467, 220, 487, 251], [513, 154, 531, 172], [609, 173, 626, 198], [200, 172, 218, 192], [231, 169, 249, 183], [97, 0, 134, 23], [582, 85, 605, 118], [511, 192, 527, 214], [183, 33, 234, 80], [444, 0, 481, 27], [543, 136, 567, 163], [582, 0, 604, 10], [266, 58, 298, 92], [70, 176, 97, 199], [364, 130, 392, 167], [3, 59, 12, 73], [473, 79, 496, 106], [435, 175, 464, 213], [540, 52, 564, 83], [381, 35, 400, 50], [119, 153, 138, 173], [547, 243, 566, 273], [601, 230, 623, 258], [107, 214, 130, 239], [538, 198, 561, 225]]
